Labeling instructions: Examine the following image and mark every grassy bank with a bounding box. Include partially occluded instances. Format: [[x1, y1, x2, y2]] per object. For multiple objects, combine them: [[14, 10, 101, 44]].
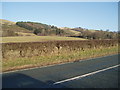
[[3, 46, 118, 72]]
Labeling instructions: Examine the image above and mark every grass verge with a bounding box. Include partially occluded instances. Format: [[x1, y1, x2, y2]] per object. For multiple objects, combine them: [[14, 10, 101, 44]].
[[2, 46, 118, 72]]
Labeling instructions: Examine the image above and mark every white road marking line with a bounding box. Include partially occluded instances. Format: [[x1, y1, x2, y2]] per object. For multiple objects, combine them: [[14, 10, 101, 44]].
[[53, 64, 120, 85], [2, 54, 118, 74]]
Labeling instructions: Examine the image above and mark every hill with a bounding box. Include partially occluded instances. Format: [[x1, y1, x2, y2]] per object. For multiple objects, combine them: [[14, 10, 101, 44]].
[[69, 27, 118, 39], [16, 22, 68, 36], [0, 19, 118, 39], [1, 19, 35, 37], [0, 19, 16, 25], [59, 27, 80, 36]]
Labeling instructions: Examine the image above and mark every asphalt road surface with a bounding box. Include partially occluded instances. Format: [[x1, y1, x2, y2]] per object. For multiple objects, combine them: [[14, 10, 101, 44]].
[[2, 54, 119, 88]]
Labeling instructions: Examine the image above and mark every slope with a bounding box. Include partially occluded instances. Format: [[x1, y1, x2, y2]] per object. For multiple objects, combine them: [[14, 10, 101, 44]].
[[1, 19, 36, 37]]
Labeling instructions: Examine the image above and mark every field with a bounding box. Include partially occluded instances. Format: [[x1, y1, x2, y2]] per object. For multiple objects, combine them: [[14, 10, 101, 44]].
[[2, 36, 86, 43]]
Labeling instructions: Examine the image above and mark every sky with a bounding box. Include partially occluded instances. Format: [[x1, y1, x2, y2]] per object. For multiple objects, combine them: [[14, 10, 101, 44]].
[[2, 2, 118, 31]]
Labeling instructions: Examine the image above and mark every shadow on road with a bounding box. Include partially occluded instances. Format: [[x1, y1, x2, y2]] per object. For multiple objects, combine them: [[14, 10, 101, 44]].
[[2, 73, 67, 88]]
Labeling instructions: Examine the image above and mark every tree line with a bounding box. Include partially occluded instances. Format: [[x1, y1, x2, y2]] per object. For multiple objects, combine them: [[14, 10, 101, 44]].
[[72, 27, 118, 39]]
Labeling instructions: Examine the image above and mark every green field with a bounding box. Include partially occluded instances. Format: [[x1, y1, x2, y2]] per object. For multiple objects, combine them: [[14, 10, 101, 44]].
[[2, 36, 86, 43]]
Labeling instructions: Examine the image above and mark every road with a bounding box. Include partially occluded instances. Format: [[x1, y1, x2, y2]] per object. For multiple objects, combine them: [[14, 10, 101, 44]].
[[2, 54, 119, 88]]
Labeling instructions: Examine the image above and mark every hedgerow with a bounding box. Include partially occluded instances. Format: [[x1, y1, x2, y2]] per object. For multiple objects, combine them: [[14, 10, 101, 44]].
[[2, 39, 118, 59]]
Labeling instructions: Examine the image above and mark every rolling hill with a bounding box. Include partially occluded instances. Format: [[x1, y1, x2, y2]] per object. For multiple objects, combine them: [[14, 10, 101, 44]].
[[0, 19, 16, 25], [16, 21, 69, 36], [1, 19, 35, 37], [0, 19, 118, 40], [59, 27, 81, 36]]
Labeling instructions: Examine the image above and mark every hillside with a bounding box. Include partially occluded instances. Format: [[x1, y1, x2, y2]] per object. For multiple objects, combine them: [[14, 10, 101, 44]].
[[0, 19, 118, 39], [59, 27, 80, 36], [70, 27, 118, 39], [1, 19, 35, 37], [16, 22, 68, 36], [1, 19, 78, 37], [0, 19, 16, 25]]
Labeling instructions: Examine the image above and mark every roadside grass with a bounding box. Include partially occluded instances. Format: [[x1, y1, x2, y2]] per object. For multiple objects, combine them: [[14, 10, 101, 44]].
[[2, 36, 86, 43], [2, 46, 118, 72]]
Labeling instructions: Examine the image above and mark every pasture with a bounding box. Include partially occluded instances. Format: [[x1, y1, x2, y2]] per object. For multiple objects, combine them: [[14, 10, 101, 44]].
[[2, 36, 86, 43]]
